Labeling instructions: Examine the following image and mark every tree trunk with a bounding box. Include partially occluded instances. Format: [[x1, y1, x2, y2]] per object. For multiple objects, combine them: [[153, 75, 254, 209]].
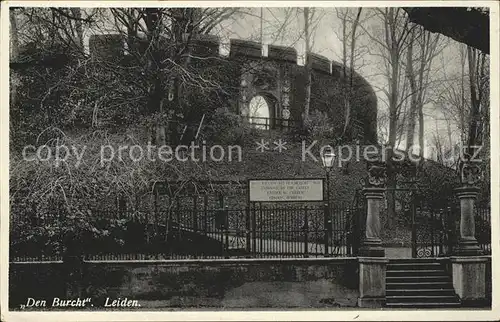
[[405, 29, 417, 152], [418, 102, 424, 158], [349, 8, 362, 90], [466, 46, 482, 156], [387, 58, 399, 230], [416, 32, 430, 158], [70, 8, 84, 51], [446, 119, 453, 159], [341, 8, 362, 139], [386, 8, 401, 231], [341, 11, 349, 135], [143, 9, 168, 146], [459, 45, 467, 144], [10, 10, 19, 58], [10, 9, 19, 108], [303, 7, 312, 127]]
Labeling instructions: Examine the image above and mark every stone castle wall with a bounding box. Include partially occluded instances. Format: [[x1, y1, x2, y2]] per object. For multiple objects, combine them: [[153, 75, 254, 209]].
[[89, 34, 378, 143]]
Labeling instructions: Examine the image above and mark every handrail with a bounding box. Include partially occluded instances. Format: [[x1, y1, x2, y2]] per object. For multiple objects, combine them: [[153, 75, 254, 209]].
[[246, 116, 298, 130]]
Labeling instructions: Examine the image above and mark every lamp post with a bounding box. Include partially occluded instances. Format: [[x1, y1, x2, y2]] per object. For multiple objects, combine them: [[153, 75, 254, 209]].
[[321, 148, 336, 205], [321, 148, 336, 257]]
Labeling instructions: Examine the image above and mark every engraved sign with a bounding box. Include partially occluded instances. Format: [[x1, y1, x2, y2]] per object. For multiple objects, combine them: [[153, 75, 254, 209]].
[[249, 179, 324, 202]]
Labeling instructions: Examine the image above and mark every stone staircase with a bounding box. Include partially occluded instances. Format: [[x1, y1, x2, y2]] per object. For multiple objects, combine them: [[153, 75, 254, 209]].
[[385, 259, 461, 308]]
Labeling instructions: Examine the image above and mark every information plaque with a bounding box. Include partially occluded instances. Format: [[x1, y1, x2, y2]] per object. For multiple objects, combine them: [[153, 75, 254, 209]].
[[248, 179, 324, 202]]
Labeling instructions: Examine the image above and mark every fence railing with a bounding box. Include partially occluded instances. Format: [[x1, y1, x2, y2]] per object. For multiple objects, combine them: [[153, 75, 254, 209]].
[[409, 196, 491, 258], [246, 116, 366, 141], [10, 202, 363, 261], [414, 201, 491, 258], [10, 197, 489, 261], [247, 116, 298, 131], [475, 203, 491, 255]]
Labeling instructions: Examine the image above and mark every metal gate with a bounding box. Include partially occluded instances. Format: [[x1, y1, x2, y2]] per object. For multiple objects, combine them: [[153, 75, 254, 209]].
[[247, 202, 360, 258], [409, 193, 458, 258]]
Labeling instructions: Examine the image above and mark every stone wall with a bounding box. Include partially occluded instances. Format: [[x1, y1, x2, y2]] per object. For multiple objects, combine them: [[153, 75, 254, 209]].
[[10, 258, 359, 310], [88, 34, 378, 143], [486, 256, 492, 305]]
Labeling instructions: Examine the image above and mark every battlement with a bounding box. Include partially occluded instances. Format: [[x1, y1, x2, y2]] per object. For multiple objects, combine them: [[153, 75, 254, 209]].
[[306, 53, 331, 74], [189, 33, 219, 43], [188, 34, 220, 57], [88, 33, 355, 77], [229, 39, 262, 59], [331, 61, 344, 78], [267, 44, 297, 63]]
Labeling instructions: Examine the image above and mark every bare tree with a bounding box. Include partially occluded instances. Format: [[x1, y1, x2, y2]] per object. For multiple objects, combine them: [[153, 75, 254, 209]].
[[87, 8, 240, 145], [405, 27, 444, 155], [333, 8, 366, 138], [70, 8, 84, 50], [297, 8, 325, 127], [434, 44, 469, 143], [363, 8, 413, 229], [466, 46, 488, 153], [434, 43, 489, 153], [10, 9, 20, 58], [302, 7, 313, 126], [9, 9, 20, 108]]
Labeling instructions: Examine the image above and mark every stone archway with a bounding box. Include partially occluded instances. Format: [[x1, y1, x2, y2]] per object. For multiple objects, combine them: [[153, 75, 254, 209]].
[[246, 93, 278, 130]]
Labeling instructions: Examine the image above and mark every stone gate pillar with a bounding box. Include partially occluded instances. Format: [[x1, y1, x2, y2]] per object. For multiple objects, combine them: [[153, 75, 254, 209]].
[[358, 160, 388, 308], [359, 160, 386, 257], [451, 160, 489, 307], [454, 191, 482, 255], [359, 188, 385, 257]]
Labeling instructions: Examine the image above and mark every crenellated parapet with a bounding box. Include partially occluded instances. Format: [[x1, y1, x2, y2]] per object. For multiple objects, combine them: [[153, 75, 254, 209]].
[[188, 34, 219, 57], [88, 34, 378, 143], [267, 44, 297, 63], [306, 53, 331, 74], [88, 34, 363, 78], [229, 39, 262, 59]]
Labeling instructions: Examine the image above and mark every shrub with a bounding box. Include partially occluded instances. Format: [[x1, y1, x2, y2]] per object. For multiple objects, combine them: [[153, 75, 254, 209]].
[[200, 107, 258, 146], [9, 126, 215, 258]]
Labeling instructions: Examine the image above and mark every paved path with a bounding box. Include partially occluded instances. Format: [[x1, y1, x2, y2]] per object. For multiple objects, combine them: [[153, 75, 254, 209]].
[[206, 232, 349, 255]]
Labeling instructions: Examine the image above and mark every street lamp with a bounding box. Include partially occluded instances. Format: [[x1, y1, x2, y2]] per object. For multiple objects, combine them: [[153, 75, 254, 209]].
[[321, 148, 336, 257], [321, 148, 336, 204]]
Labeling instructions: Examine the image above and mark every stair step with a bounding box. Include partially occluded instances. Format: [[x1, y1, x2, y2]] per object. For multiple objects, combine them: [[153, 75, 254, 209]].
[[388, 259, 447, 264], [385, 302, 461, 308], [386, 295, 459, 303], [388, 261, 442, 265], [386, 276, 450, 283], [387, 282, 452, 289], [387, 263, 442, 270], [385, 259, 460, 307], [386, 270, 447, 277], [387, 275, 449, 280], [387, 289, 455, 296]]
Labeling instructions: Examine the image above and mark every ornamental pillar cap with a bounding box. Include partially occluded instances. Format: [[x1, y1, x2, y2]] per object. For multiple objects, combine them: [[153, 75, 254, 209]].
[[454, 186, 480, 199], [362, 187, 385, 198]]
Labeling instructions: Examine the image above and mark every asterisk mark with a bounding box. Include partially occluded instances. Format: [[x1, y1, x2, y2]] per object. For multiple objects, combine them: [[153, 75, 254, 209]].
[[273, 139, 287, 153], [255, 139, 270, 152]]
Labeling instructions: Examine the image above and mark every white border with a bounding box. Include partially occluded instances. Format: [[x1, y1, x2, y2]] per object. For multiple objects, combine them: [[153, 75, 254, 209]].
[[1, 1, 499, 321]]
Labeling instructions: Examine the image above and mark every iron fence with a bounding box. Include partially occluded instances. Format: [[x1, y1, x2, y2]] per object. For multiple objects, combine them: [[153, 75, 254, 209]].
[[10, 195, 489, 261], [247, 116, 298, 131], [10, 201, 363, 261], [475, 203, 491, 255], [411, 198, 491, 258]]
